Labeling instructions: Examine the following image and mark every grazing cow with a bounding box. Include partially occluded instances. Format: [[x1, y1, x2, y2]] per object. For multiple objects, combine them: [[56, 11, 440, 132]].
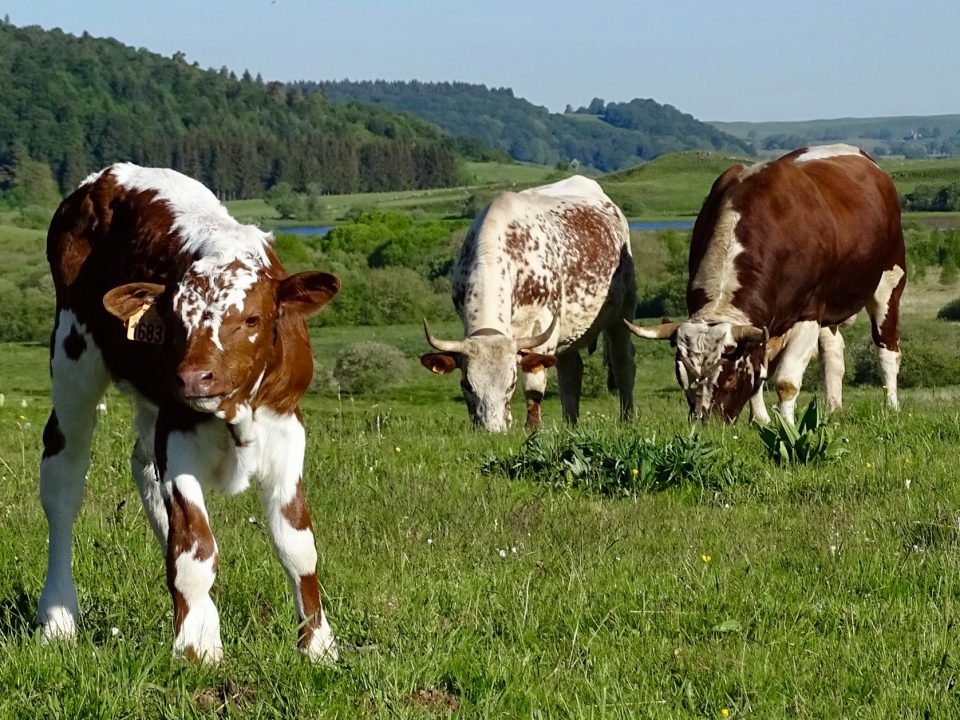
[[627, 144, 905, 424], [420, 175, 636, 431], [39, 164, 340, 664]]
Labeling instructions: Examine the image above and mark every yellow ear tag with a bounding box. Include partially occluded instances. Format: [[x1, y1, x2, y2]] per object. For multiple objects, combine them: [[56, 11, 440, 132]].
[[126, 302, 166, 344]]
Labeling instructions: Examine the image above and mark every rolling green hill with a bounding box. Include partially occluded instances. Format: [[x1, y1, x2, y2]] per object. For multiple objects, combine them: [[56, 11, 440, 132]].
[[0, 20, 461, 198], [303, 80, 753, 172], [711, 115, 960, 159]]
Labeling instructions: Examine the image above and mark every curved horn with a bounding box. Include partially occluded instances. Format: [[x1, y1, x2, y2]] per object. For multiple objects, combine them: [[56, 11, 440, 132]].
[[731, 324, 767, 343], [423, 318, 465, 354], [624, 319, 680, 340], [515, 315, 558, 350]]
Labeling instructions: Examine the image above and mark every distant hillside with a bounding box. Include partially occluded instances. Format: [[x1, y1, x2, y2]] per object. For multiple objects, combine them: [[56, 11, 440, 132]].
[[711, 115, 960, 160], [0, 21, 461, 198], [301, 80, 754, 172]]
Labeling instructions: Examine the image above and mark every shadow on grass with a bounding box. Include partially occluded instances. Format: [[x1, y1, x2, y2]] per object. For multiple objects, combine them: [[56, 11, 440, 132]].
[[0, 588, 35, 638]]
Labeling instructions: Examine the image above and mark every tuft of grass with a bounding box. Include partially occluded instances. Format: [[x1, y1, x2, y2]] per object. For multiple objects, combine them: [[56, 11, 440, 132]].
[[756, 397, 846, 465], [484, 427, 747, 495]]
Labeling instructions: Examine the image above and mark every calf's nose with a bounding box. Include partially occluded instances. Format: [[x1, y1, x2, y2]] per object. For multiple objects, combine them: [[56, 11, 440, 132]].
[[177, 368, 217, 397]]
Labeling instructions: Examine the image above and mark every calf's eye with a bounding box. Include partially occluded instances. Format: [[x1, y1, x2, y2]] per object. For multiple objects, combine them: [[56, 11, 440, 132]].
[[244, 315, 261, 329]]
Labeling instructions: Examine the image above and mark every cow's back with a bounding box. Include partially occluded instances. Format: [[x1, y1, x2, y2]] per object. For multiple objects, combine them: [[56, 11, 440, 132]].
[[688, 146, 903, 334], [453, 176, 631, 350]]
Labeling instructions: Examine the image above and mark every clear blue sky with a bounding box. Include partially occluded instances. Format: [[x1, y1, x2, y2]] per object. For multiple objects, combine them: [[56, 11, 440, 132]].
[[5, 0, 958, 122]]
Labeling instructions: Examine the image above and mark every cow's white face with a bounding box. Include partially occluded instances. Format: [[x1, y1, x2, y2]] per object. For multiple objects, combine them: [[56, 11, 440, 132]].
[[421, 335, 556, 432], [675, 322, 766, 422]]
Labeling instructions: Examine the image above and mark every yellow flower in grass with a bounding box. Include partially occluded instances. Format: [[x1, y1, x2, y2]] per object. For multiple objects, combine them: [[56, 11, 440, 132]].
[[701, 554, 712, 564], [865, 462, 872, 469], [631, 468, 639, 477], [721, 709, 730, 718]]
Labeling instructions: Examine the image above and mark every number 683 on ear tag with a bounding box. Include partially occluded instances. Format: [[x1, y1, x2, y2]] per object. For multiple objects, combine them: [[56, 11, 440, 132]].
[[126, 302, 166, 345]]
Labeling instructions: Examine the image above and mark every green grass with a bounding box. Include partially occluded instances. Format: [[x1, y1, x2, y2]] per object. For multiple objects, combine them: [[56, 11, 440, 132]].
[[4, 299, 960, 716]]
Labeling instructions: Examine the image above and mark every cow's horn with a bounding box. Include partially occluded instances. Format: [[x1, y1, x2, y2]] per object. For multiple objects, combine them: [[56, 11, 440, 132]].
[[732, 324, 767, 343], [624, 319, 680, 340], [516, 315, 558, 350], [423, 319, 465, 354]]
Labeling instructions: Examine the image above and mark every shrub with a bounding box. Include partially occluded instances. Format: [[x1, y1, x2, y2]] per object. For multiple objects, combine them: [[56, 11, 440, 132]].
[[756, 398, 845, 466], [937, 298, 960, 321], [331, 341, 408, 395], [851, 327, 960, 388], [484, 428, 747, 496]]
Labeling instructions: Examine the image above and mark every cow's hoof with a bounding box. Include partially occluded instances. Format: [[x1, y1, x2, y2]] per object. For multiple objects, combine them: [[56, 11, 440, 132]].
[[37, 604, 78, 642], [301, 623, 338, 665]]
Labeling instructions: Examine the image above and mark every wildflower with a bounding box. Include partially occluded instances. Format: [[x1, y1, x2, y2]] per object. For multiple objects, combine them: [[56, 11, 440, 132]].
[[22, 422, 31, 430], [631, 468, 639, 477], [20, 399, 27, 408], [721, 710, 730, 718], [427, 538, 433, 545], [905, 478, 911, 489], [17, 415, 26, 421], [498, 548, 507, 558], [511, 546, 518, 554], [96, 402, 107, 414], [700, 554, 712, 564], [865, 462, 872, 469], [830, 544, 837, 556], [394, 446, 401, 453], [247, 516, 258, 524], [111, 627, 120, 637]]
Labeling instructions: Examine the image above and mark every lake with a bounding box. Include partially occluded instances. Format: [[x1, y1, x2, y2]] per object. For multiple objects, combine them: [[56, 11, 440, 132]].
[[277, 220, 694, 236]]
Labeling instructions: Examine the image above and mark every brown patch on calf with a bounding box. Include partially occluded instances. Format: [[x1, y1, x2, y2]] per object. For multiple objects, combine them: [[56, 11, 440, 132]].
[[62, 325, 87, 360], [296, 572, 323, 647], [281, 480, 313, 532], [41, 411, 65, 459]]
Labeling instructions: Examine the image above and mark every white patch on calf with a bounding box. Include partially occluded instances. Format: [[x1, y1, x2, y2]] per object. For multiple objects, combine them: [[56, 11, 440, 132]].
[[878, 347, 901, 409], [866, 265, 906, 334], [255, 408, 306, 507], [172, 543, 222, 663], [174, 259, 262, 350], [303, 616, 338, 664], [795, 144, 866, 163]]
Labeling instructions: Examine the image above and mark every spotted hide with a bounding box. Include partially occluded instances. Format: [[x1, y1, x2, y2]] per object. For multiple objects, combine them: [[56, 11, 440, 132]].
[[39, 164, 340, 664], [421, 175, 636, 431], [627, 144, 906, 424]]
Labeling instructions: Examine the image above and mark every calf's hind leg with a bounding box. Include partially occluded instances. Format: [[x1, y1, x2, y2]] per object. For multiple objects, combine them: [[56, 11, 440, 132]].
[[770, 320, 820, 425], [38, 311, 109, 639], [603, 324, 636, 420], [818, 325, 846, 412]]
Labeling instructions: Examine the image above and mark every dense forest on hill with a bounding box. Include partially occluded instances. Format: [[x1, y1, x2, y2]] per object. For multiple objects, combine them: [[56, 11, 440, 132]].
[[304, 80, 753, 171], [0, 21, 461, 198]]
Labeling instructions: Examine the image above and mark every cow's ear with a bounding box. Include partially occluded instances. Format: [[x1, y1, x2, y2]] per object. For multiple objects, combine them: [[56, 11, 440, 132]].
[[518, 351, 557, 374], [420, 353, 459, 375], [278, 272, 340, 316], [103, 282, 165, 321]]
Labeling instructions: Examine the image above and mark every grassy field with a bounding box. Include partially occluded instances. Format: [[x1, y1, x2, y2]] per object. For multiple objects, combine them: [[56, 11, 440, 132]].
[[4, 271, 960, 716]]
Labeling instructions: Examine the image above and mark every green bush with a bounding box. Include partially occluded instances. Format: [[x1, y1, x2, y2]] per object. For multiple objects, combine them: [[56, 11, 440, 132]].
[[937, 298, 960, 321], [331, 341, 408, 395], [756, 398, 845, 466], [851, 327, 960, 388], [484, 428, 747, 496]]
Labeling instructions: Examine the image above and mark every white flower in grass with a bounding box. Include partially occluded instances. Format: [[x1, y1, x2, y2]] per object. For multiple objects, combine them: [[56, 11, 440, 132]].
[[498, 548, 507, 558], [427, 538, 433, 545], [96, 402, 107, 414], [111, 627, 120, 637], [829, 544, 838, 556], [905, 478, 911, 489]]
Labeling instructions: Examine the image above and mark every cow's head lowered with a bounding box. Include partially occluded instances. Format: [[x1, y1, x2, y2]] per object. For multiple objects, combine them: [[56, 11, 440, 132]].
[[420, 319, 557, 432], [627, 319, 767, 422], [104, 256, 339, 417]]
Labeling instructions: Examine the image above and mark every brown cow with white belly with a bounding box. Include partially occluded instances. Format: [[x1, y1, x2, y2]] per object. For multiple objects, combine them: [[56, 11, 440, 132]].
[[628, 144, 905, 423], [39, 164, 340, 663]]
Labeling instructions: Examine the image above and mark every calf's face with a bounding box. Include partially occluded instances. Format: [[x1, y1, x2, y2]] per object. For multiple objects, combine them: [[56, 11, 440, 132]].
[[104, 264, 340, 414]]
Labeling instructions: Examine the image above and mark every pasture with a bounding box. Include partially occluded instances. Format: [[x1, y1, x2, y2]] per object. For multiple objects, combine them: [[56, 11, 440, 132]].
[[2, 279, 960, 717]]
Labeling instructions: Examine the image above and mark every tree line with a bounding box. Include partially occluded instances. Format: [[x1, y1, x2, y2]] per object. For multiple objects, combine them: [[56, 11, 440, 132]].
[[0, 21, 461, 199]]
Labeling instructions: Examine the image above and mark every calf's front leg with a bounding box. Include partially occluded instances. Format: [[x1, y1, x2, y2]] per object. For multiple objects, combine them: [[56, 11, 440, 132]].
[[257, 411, 337, 663]]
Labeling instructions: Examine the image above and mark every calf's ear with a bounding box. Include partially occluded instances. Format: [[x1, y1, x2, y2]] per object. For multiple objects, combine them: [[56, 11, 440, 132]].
[[420, 353, 459, 375], [103, 282, 166, 321], [518, 351, 557, 374], [278, 272, 341, 316]]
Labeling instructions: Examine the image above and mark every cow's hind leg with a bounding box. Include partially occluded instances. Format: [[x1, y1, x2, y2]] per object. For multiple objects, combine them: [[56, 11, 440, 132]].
[[555, 350, 584, 425], [865, 265, 906, 410], [258, 412, 337, 663], [819, 325, 846, 412], [38, 310, 109, 639], [603, 323, 635, 420], [770, 320, 820, 425]]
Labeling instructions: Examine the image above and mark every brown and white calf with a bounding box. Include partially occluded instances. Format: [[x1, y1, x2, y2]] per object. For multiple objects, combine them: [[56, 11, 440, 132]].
[[39, 164, 340, 663], [627, 144, 906, 423], [421, 175, 636, 431]]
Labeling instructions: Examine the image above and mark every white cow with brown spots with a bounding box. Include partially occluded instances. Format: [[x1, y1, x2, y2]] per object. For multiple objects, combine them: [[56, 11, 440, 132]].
[[39, 164, 340, 664], [421, 175, 636, 431]]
